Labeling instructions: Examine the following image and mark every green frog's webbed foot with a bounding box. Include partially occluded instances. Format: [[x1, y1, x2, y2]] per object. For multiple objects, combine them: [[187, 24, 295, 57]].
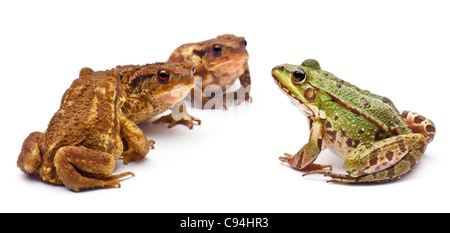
[[279, 153, 293, 163], [280, 153, 333, 171], [303, 170, 355, 184], [302, 170, 401, 184], [153, 113, 201, 129]]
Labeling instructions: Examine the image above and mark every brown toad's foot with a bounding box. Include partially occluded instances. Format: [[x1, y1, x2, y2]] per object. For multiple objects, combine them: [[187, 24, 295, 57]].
[[153, 113, 201, 129]]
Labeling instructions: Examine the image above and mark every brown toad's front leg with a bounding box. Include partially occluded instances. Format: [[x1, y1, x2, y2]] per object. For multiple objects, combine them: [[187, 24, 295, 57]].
[[233, 62, 252, 104], [200, 63, 252, 108], [54, 146, 134, 192], [153, 101, 201, 129], [188, 74, 228, 110], [191, 86, 228, 110], [121, 116, 154, 164]]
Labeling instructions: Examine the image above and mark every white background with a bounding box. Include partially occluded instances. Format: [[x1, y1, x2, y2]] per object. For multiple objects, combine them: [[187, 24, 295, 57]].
[[1, 0, 449, 213]]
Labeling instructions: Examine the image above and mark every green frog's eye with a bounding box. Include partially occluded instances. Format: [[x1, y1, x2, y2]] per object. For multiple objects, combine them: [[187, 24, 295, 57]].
[[292, 69, 307, 84], [213, 45, 222, 54], [158, 70, 170, 83]]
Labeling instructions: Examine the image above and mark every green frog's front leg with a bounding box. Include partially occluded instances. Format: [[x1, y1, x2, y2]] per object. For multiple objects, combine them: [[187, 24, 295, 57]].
[[304, 133, 427, 183], [280, 119, 332, 171]]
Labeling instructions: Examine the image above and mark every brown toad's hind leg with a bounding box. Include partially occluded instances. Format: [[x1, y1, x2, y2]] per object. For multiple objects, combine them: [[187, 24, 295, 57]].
[[54, 146, 134, 192], [17, 131, 44, 175]]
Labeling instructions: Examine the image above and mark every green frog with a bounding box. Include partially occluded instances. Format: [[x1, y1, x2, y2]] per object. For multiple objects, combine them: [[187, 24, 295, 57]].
[[271, 59, 436, 183]]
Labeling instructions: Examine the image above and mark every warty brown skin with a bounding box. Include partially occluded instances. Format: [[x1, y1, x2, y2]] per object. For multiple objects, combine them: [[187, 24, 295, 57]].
[[167, 34, 251, 109], [107, 62, 201, 129], [17, 69, 153, 191]]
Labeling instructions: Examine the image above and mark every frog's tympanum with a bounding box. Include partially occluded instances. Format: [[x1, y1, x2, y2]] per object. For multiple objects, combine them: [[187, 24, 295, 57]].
[[108, 62, 200, 129], [272, 59, 436, 183], [17, 69, 153, 191], [168, 34, 251, 109]]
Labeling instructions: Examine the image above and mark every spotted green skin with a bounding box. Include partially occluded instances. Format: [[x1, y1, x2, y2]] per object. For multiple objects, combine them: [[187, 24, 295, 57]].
[[272, 59, 434, 183]]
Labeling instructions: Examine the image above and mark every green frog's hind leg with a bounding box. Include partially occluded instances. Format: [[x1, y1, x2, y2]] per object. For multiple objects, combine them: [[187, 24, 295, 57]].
[[54, 146, 134, 191], [303, 134, 427, 184], [401, 110, 436, 143]]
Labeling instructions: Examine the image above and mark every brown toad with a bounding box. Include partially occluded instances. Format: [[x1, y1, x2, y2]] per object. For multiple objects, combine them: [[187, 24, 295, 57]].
[[17, 68, 153, 191], [167, 34, 251, 109], [108, 62, 200, 129]]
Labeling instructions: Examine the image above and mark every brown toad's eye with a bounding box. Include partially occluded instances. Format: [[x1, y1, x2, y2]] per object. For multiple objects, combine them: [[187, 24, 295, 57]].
[[158, 70, 170, 83], [213, 45, 222, 54], [292, 69, 306, 84], [243, 40, 247, 47], [191, 66, 196, 75]]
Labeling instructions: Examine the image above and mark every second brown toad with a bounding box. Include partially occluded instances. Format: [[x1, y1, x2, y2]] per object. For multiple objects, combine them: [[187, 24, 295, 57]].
[[168, 34, 251, 109]]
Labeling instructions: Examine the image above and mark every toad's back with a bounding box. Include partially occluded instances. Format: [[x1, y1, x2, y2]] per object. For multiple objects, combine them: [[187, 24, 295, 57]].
[[43, 74, 125, 157]]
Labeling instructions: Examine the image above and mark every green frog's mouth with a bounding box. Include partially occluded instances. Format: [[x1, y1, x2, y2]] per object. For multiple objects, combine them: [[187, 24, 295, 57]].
[[272, 67, 315, 117]]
